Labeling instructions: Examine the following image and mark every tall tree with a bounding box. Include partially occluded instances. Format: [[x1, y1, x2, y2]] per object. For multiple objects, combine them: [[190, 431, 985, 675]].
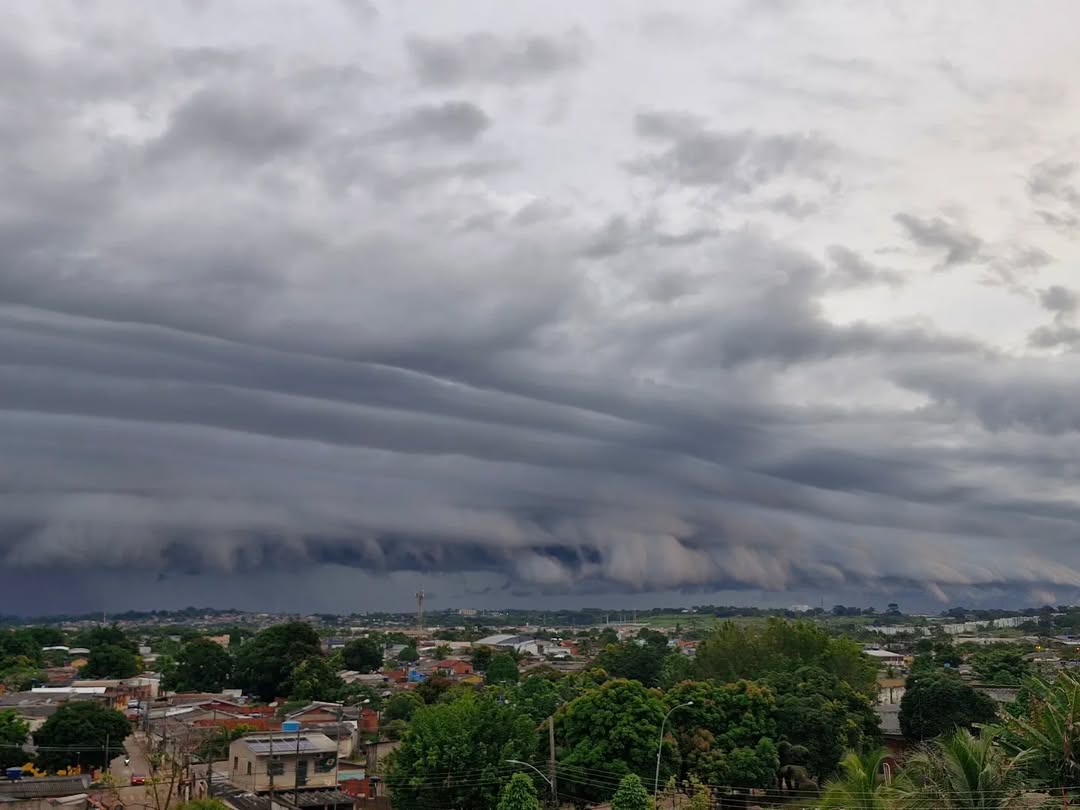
[[899, 673, 997, 741], [486, 653, 519, 685], [33, 702, 131, 772], [233, 621, 323, 701], [667, 680, 780, 789], [285, 655, 343, 702], [341, 637, 383, 673], [81, 644, 139, 678], [695, 619, 876, 696], [766, 667, 880, 779], [610, 773, 651, 810], [557, 679, 666, 803], [820, 749, 896, 810], [595, 641, 669, 687], [902, 728, 1027, 810], [998, 670, 1080, 788], [166, 638, 232, 693], [496, 772, 542, 810], [0, 710, 29, 769], [73, 625, 136, 653], [385, 692, 537, 810]]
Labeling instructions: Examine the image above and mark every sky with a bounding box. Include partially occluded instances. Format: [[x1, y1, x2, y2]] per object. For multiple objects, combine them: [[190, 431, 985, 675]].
[[3, 1, 1080, 615]]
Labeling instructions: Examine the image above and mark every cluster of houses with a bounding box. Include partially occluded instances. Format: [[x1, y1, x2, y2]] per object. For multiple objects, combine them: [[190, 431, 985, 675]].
[[0, 625, 623, 810]]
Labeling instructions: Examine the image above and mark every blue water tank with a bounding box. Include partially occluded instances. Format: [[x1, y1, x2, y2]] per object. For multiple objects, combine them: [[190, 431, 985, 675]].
[[281, 720, 301, 733], [5, 768, 23, 781]]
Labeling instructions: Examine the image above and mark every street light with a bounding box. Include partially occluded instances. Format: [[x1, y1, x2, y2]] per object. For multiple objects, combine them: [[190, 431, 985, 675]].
[[505, 759, 552, 786], [653, 701, 692, 798]]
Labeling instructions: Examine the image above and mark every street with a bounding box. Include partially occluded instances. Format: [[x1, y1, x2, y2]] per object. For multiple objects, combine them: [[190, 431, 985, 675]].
[[99, 734, 160, 810]]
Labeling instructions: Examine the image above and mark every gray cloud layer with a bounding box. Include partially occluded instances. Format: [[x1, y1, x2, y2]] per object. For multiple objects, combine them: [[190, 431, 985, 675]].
[[2, 1, 1080, 612]]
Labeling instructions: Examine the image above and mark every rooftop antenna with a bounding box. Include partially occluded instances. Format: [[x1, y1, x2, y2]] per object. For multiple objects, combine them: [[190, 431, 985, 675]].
[[416, 590, 425, 632]]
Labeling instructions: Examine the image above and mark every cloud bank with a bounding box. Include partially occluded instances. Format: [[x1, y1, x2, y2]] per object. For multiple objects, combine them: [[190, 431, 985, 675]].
[[2, 1, 1080, 611]]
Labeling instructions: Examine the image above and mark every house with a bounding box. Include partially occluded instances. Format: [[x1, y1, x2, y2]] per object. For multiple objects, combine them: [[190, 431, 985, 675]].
[[0, 775, 91, 810], [228, 731, 339, 793], [863, 648, 905, 667], [286, 702, 347, 725], [433, 659, 473, 677], [473, 634, 549, 657], [877, 678, 906, 705]]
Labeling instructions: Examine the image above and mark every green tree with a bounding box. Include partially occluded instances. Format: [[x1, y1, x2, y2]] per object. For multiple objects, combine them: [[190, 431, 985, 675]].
[[166, 638, 232, 693], [496, 772, 541, 810], [397, 645, 418, 664], [998, 670, 1080, 787], [384, 692, 424, 722], [486, 653, 519, 685], [233, 621, 323, 701], [766, 666, 880, 779], [970, 648, 1029, 685], [610, 773, 651, 810], [33, 702, 131, 772], [695, 619, 876, 696], [557, 679, 666, 802], [515, 676, 561, 725], [0, 710, 30, 769], [26, 627, 66, 649], [285, 655, 343, 702], [686, 775, 714, 810], [385, 691, 537, 809], [899, 673, 997, 741], [81, 644, 139, 678], [175, 800, 229, 810], [820, 748, 896, 810], [902, 727, 1027, 810], [434, 644, 452, 660], [72, 625, 136, 653], [0, 630, 44, 665], [595, 641, 669, 687], [341, 637, 383, 673], [667, 680, 779, 788], [471, 646, 493, 673]]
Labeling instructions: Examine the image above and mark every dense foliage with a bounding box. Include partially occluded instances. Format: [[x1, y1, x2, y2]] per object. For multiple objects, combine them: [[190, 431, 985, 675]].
[[695, 619, 878, 696], [496, 772, 542, 810], [556, 679, 667, 802], [899, 672, 997, 740], [33, 702, 131, 772], [385, 691, 538, 809], [233, 621, 322, 701], [0, 710, 30, 769], [164, 638, 232, 692]]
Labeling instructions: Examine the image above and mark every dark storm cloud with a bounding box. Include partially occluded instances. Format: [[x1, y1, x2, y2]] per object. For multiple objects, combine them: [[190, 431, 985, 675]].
[[1040, 285, 1078, 315], [149, 89, 315, 163], [406, 29, 588, 86], [630, 110, 834, 191], [374, 101, 492, 145], [826, 246, 904, 287], [3, 1, 1080, 614], [894, 213, 984, 266]]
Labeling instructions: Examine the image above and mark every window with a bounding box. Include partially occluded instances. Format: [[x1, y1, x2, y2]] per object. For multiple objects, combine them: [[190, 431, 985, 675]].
[[246, 762, 252, 775], [268, 761, 285, 776], [233, 757, 238, 771]]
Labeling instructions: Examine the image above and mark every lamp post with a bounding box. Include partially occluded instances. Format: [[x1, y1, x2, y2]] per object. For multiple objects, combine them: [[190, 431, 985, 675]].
[[506, 758, 555, 805], [654, 701, 692, 799]]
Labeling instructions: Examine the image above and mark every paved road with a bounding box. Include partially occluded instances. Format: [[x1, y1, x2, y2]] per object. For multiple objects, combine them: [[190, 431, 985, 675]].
[[101, 735, 160, 810]]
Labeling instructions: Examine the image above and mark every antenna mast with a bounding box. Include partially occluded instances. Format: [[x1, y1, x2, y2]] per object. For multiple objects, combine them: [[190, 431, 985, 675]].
[[416, 590, 425, 632]]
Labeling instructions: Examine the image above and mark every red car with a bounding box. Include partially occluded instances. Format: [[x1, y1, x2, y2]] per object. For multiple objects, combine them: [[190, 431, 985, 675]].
[[130, 774, 146, 786]]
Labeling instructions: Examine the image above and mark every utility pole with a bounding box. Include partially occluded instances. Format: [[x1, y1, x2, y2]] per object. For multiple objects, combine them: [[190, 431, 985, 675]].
[[415, 590, 425, 632], [547, 716, 557, 807]]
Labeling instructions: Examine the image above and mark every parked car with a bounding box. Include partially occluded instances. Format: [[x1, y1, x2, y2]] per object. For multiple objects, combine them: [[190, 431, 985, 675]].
[[130, 774, 146, 786]]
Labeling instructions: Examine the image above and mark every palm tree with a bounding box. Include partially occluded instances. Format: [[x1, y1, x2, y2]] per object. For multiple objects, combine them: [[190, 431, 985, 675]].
[[821, 749, 897, 810], [901, 728, 1031, 810], [998, 672, 1080, 790]]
